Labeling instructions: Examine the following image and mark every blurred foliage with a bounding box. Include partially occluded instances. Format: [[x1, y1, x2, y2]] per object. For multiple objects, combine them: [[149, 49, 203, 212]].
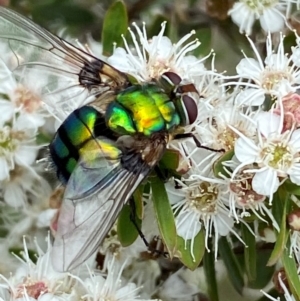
[[3, 0, 298, 74], [1, 0, 253, 73]]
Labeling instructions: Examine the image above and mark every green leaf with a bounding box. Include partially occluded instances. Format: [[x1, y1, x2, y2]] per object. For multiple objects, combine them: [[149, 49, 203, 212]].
[[213, 150, 234, 178], [283, 179, 300, 196], [102, 0, 128, 56], [241, 223, 256, 281], [150, 176, 177, 256], [32, 3, 95, 28], [147, 15, 170, 38], [159, 149, 180, 170], [268, 188, 289, 266], [203, 247, 219, 301], [272, 186, 289, 224], [176, 230, 205, 270], [193, 28, 212, 57], [247, 248, 275, 289], [36, 132, 52, 144], [219, 236, 244, 295], [281, 248, 300, 301], [133, 185, 144, 220], [117, 203, 140, 247], [9, 247, 38, 264]]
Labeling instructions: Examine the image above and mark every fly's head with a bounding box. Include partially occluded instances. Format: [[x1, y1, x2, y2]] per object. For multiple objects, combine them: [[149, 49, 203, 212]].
[[158, 72, 199, 129]]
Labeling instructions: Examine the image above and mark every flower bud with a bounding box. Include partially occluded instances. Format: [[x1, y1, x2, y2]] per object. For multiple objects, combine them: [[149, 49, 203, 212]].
[[288, 209, 300, 231]]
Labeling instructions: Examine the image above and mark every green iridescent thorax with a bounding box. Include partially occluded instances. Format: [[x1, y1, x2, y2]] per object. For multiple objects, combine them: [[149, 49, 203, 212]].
[[105, 84, 181, 136]]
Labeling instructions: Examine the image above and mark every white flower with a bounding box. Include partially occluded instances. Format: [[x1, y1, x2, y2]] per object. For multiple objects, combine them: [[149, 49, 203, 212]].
[[107, 22, 207, 82], [0, 166, 52, 208], [3, 183, 56, 248], [228, 0, 289, 35], [221, 158, 280, 230], [0, 241, 19, 278], [193, 94, 258, 152], [232, 111, 300, 200], [157, 269, 200, 301], [166, 176, 240, 260], [0, 59, 46, 129], [98, 224, 146, 272], [0, 236, 75, 301], [0, 116, 40, 182], [226, 33, 300, 103], [122, 260, 160, 299], [290, 230, 300, 263], [74, 257, 156, 301]]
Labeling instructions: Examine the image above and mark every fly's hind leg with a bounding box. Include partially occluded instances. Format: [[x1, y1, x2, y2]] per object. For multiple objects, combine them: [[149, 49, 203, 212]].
[[128, 197, 168, 258]]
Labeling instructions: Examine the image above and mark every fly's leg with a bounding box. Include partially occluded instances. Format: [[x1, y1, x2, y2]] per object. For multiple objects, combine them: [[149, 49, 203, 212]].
[[128, 197, 168, 257], [174, 133, 225, 153], [128, 197, 147, 246]]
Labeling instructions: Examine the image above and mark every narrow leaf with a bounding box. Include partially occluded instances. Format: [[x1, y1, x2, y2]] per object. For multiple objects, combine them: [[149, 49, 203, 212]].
[[176, 229, 205, 270], [203, 248, 219, 301], [133, 185, 144, 220], [159, 149, 180, 170], [213, 150, 234, 178], [283, 179, 300, 196], [9, 247, 37, 264], [282, 248, 300, 301], [268, 188, 289, 266], [117, 203, 140, 247], [193, 28, 212, 57], [102, 1, 128, 56], [151, 177, 177, 256], [247, 248, 275, 289], [241, 223, 256, 281], [219, 236, 244, 295], [147, 15, 170, 38]]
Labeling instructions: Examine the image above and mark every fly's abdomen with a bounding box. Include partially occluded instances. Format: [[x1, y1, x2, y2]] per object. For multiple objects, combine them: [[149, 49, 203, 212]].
[[105, 84, 181, 136], [49, 106, 115, 183]]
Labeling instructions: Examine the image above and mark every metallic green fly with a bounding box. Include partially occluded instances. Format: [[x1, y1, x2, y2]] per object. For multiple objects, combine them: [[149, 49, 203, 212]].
[[0, 7, 198, 271]]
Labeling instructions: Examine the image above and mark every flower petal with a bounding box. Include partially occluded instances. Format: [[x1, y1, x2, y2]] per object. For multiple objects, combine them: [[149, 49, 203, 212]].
[[252, 168, 279, 196]]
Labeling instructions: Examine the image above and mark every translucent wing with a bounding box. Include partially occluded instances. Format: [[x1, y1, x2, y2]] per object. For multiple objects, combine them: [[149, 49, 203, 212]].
[[50, 139, 154, 272], [0, 7, 128, 115]]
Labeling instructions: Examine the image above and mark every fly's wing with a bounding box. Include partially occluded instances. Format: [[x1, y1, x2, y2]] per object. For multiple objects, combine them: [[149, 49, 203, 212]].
[[0, 8, 128, 116], [50, 138, 159, 272]]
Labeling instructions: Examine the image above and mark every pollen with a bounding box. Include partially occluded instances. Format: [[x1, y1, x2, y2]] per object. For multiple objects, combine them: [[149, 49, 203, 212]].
[[13, 84, 42, 113], [260, 70, 292, 92], [243, 0, 279, 13], [0, 126, 27, 155], [261, 142, 294, 170], [16, 279, 48, 299], [230, 171, 265, 206], [217, 126, 239, 150], [188, 182, 218, 214]]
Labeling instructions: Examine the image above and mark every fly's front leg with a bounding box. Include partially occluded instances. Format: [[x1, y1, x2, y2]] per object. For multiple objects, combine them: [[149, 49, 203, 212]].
[[174, 133, 225, 153]]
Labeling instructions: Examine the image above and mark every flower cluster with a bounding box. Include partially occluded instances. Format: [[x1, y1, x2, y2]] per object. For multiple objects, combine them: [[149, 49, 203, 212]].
[[1, 2, 300, 301]]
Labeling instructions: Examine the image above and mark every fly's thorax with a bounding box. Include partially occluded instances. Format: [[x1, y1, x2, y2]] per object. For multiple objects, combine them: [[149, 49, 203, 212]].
[[105, 84, 181, 137], [116, 132, 168, 168], [49, 105, 115, 183]]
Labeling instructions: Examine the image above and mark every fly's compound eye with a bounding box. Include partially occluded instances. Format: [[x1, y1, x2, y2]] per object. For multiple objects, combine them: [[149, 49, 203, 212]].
[[180, 94, 198, 125], [162, 71, 182, 86], [159, 72, 182, 93]]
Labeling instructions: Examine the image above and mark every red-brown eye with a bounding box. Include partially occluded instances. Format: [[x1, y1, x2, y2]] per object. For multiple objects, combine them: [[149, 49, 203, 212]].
[[162, 71, 182, 85], [181, 94, 198, 125]]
